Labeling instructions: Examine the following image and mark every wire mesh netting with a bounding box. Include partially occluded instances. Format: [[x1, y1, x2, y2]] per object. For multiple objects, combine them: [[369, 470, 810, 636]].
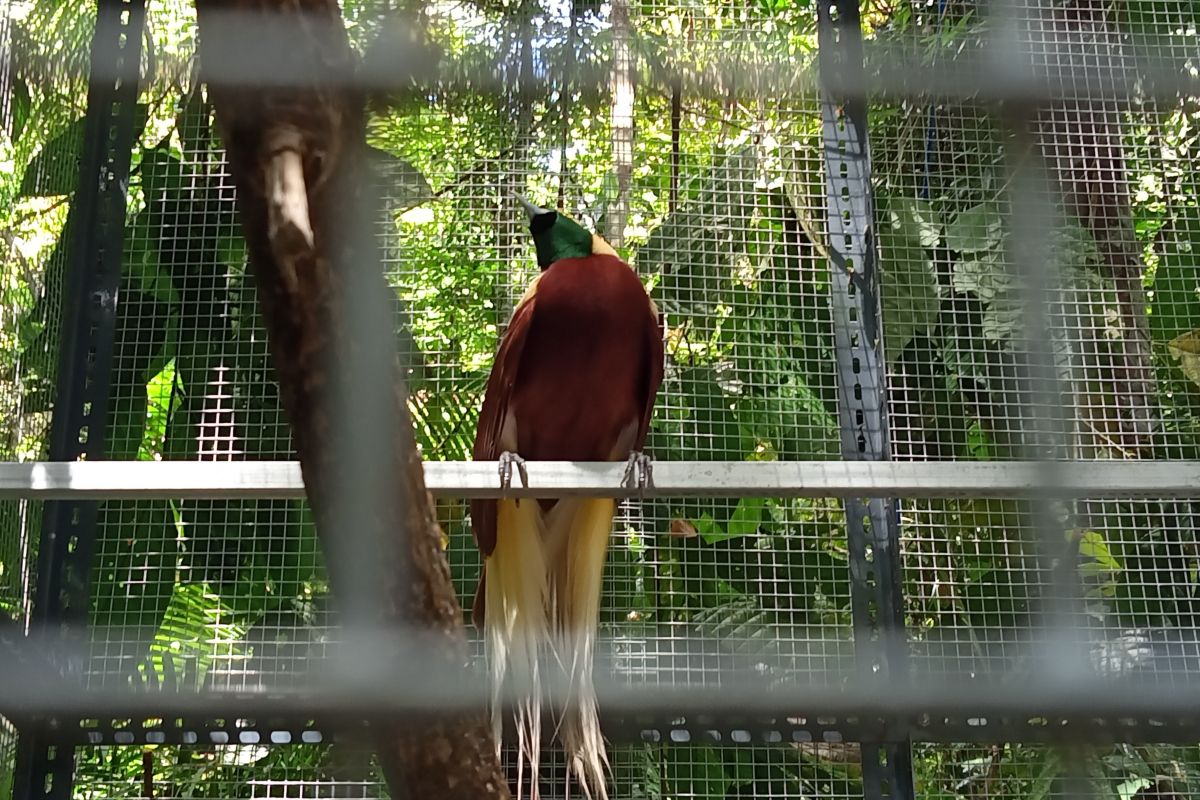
[[1, 0, 1200, 796], [63, 742, 868, 800]]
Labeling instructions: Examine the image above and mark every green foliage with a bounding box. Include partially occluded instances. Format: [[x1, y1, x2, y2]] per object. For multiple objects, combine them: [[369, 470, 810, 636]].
[[879, 196, 944, 359], [8, 78, 32, 143], [20, 105, 149, 197], [944, 201, 1004, 254], [89, 501, 180, 677]]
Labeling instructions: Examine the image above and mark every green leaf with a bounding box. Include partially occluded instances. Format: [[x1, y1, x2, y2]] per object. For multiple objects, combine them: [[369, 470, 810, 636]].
[[139, 359, 178, 461], [966, 421, 993, 459], [1168, 329, 1200, 389], [879, 225, 942, 360], [977, 293, 1023, 344], [727, 497, 764, 538], [888, 197, 943, 248], [1151, 259, 1200, 343], [951, 253, 1010, 302], [652, 365, 753, 461], [8, 77, 31, 142], [1117, 779, 1153, 800], [663, 745, 731, 798], [723, 749, 760, 787], [19, 105, 148, 197], [945, 202, 1003, 254], [639, 146, 759, 342], [366, 145, 435, 211], [1047, 220, 1101, 271], [691, 513, 722, 542], [19, 116, 85, 197], [124, 219, 182, 308], [1028, 748, 1062, 800], [1078, 530, 1122, 572], [140, 582, 248, 690], [748, 373, 840, 461], [102, 282, 173, 460], [700, 497, 765, 544]]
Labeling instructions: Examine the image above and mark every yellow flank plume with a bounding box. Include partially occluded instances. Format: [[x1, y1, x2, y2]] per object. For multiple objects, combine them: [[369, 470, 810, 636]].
[[487, 496, 617, 800], [550, 498, 616, 800], [485, 498, 549, 800]]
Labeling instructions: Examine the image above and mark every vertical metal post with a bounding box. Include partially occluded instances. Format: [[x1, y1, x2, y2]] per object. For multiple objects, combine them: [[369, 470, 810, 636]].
[[11, 0, 145, 797], [817, 1, 915, 799]]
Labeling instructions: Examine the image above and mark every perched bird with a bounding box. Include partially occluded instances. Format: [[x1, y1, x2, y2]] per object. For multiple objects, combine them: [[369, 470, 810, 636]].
[[470, 195, 664, 800]]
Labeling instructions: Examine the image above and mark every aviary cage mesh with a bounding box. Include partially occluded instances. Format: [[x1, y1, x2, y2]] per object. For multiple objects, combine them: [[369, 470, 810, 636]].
[[1, 0, 1199, 796]]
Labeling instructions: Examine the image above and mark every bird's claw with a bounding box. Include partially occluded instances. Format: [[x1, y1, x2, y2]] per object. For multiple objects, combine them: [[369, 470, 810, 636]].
[[621, 451, 654, 493], [498, 451, 529, 490]]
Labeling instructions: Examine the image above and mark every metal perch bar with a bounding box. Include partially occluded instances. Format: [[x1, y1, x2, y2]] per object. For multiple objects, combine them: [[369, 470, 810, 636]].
[[0, 460, 1197, 499]]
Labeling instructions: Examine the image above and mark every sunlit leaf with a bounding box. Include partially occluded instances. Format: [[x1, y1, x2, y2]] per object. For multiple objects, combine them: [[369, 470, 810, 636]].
[[945, 202, 1003, 254], [1117, 778, 1153, 800], [889, 197, 943, 249], [879, 222, 941, 359], [1168, 329, 1200, 389]]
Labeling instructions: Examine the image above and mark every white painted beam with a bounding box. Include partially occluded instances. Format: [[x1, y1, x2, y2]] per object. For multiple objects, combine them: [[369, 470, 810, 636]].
[[0, 460, 1196, 499]]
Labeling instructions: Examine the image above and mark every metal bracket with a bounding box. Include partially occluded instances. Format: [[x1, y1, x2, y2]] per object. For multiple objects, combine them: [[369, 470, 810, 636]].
[[24, 708, 1200, 749], [817, 0, 915, 798], [11, 0, 146, 797]]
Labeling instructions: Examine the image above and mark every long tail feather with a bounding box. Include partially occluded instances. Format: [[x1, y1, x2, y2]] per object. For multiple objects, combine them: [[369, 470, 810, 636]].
[[546, 498, 615, 800], [486, 498, 550, 800]]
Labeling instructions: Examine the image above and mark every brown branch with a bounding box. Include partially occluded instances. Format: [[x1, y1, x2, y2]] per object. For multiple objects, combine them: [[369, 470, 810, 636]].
[[192, 2, 508, 798], [792, 741, 863, 766]]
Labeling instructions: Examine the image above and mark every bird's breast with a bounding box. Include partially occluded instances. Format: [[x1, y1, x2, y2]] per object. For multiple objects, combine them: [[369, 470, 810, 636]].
[[508, 256, 654, 462]]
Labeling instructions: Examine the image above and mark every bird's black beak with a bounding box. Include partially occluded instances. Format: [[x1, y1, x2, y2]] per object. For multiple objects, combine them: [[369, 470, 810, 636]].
[[513, 192, 557, 236], [513, 193, 551, 222]]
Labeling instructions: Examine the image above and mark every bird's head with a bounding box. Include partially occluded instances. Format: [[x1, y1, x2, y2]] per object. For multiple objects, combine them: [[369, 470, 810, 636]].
[[514, 194, 617, 270]]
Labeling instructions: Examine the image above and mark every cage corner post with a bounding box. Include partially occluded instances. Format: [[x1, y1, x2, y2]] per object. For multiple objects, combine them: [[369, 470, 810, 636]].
[[10, 0, 146, 797], [817, 0, 915, 799]]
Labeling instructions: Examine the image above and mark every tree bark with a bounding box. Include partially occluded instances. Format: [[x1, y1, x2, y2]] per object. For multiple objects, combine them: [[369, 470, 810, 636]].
[[192, 2, 509, 798], [1029, 0, 1157, 458], [607, 0, 634, 248]]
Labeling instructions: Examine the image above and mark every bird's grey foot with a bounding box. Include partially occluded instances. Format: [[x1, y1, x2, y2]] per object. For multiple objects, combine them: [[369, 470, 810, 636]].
[[498, 451, 529, 490], [621, 451, 654, 491]]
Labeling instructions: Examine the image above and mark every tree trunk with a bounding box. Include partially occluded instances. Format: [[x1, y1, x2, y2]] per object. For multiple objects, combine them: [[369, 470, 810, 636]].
[[1029, 0, 1157, 458], [496, 4, 537, 322], [608, 0, 634, 248], [192, 2, 509, 798], [0, 9, 12, 136]]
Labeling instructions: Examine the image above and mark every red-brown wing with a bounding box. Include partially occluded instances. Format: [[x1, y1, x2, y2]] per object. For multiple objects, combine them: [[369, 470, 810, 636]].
[[634, 300, 666, 451], [470, 284, 539, 558]]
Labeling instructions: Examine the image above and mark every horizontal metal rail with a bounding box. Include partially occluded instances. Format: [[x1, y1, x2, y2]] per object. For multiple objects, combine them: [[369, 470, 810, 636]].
[[0, 460, 1197, 500], [7, 673, 1200, 745]]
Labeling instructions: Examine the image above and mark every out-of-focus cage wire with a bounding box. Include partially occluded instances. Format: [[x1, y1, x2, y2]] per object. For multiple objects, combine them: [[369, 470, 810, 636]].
[[0, 0, 1199, 797]]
